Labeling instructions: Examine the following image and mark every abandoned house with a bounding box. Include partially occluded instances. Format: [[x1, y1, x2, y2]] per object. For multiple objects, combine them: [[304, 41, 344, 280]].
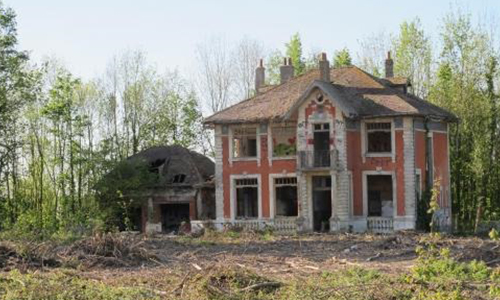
[[203, 52, 456, 233], [103, 145, 216, 233]]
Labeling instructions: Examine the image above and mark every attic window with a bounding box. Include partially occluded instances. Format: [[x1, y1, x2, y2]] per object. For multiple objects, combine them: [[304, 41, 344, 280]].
[[233, 127, 257, 158], [366, 122, 392, 153], [171, 174, 186, 184]]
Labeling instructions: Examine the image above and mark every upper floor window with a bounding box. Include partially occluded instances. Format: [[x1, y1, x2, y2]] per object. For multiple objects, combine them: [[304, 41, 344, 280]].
[[233, 127, 257, 158], [272, 125, 296, 157], [366, 122, 392, 153]]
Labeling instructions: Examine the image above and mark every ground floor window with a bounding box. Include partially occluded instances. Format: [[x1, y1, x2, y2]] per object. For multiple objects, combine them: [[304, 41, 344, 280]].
[[275, 177, 298, 217], [235, 178, 258, 219], [367, 175, 393, 217]]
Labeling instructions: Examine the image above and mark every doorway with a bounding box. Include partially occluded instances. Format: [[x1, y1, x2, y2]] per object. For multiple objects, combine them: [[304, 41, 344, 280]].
[[313, 123, 330, 167], [312, 176, 332, 231], [161, 203, 190, 233], [367, 175, 393, 217]]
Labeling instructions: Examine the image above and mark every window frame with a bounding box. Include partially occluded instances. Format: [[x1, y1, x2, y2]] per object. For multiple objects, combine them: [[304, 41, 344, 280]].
[[229, 126, 260, 162], [230, 174, 261, 220], [361, 119, 395, 160], [269, 173, 298, 218], [270, 123, 297, 160]]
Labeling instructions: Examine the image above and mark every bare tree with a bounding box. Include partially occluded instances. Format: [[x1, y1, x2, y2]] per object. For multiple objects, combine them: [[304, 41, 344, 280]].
[[195, 36, 233, 114], [233, 37, 264, 99], [356, 30, 392, 77]]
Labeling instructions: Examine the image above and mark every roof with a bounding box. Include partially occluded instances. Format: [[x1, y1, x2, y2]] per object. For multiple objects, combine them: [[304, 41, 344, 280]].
[[203, 66, 457, 124], [98, 146, 215, 192]]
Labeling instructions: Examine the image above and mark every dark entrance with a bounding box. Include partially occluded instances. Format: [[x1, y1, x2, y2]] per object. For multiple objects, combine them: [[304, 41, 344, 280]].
[[161, 203, 190, 233], [312, 176, 332, 231], [313, 123, 330, 167], [367, 175, 393, 217]]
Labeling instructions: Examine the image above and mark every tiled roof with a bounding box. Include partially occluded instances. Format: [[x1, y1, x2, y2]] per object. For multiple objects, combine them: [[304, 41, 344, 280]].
[[203, 66, 456, 124]]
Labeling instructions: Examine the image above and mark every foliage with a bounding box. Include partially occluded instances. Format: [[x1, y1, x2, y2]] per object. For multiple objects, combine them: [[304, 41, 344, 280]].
[[285, 33, 306, 76], [333, 48, 353, 68]]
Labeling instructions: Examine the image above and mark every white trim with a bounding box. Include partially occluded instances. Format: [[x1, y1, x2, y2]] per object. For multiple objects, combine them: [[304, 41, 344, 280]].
[[362, 170, 397, 218], [230, 174, 262, 221], [269, 173, 298, 219], [447, 123, 451, 209]]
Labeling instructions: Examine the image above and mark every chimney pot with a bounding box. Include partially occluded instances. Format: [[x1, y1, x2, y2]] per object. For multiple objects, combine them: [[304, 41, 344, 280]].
[[319, 52, 330, 82], [385, 51, 394, 78], [255, 58, 266, 94], [280, 57, 294, 84]]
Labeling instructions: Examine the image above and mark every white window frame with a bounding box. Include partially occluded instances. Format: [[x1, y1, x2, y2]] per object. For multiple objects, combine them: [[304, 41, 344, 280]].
[[269, 123, 298, 161], [362, 170, 397, 218], [230, 174, 262, 221], [269, 173, 298, 218], [361, 119, 395, 162], [229, 125, 260, 164]]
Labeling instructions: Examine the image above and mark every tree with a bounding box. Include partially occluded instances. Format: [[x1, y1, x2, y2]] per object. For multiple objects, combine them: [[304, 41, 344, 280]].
[[285, 33, 305, 75], [233, 37, 264, 99], [333, 48, 353, 68], [356, 30, 392, 77], [195, 36, 233, 113], [393, 18, 433, 98]]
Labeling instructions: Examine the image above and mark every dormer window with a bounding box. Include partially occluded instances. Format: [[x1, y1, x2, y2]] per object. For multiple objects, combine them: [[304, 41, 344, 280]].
[[366, 122, 392, 153], [171, 174, 186, 184]]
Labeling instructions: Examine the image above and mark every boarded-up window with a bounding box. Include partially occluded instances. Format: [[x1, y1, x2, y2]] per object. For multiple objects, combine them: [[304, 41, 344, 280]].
[[235, 178, 258, 218], [233, 127, 257, 158], [366, 122, 391, 153], [275, 177, 298, 217]]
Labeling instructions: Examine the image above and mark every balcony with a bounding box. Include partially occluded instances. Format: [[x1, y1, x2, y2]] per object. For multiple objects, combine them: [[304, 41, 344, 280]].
[[298, 150, 338, 170]]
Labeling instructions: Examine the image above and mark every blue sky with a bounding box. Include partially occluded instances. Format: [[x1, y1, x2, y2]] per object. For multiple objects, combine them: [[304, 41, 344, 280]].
[[5, 0, 500, 79]]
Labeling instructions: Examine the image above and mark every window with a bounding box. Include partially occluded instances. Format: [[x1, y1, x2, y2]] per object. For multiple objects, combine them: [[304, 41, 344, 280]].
[[171, 174, 186, 184], [415, 172, 421, 202], [235, 178, 258, 219], [272, 125, 296, 157], [275, 177, 298, 217], [366, 122, 392, 153], [233, 127, 257, 158]]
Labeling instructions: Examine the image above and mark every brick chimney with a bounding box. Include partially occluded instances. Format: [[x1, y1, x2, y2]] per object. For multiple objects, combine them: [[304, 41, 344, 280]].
[[385, 51, 394, 78], [280, 57, 294, 84], [255, 58, 265, 93], [319, 52, 330, 82]]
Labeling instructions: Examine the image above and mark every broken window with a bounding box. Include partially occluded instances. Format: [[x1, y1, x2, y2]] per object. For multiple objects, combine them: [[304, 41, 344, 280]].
[[171, 174, 186, 184], [235, 178, 258, 219], [366, 122, 392, 153], [275, 177, 298, 217], [367, 175, 393, 217], [272, 125, 297, 157], [233, 127, 258, 158]]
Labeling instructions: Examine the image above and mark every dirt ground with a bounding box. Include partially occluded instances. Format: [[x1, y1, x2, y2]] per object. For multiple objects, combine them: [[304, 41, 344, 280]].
[[1, 231, 499, 299]]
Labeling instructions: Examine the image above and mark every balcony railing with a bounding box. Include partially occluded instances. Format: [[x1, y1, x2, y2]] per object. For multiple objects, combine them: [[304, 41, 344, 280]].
[[298, 150, 338, 170]]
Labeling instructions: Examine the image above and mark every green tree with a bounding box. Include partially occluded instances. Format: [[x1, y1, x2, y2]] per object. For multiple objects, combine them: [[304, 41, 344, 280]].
[[333, 48, 352, 68], [393, 18, 432, 98], [285, 33, 305, 75]]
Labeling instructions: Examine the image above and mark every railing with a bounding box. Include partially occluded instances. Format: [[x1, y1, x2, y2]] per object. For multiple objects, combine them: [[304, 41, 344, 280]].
[[367, 217, 393, 233], [298, 150, 338, 170], [225, 218, 298, 235], [273, 217, 297, 235]]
